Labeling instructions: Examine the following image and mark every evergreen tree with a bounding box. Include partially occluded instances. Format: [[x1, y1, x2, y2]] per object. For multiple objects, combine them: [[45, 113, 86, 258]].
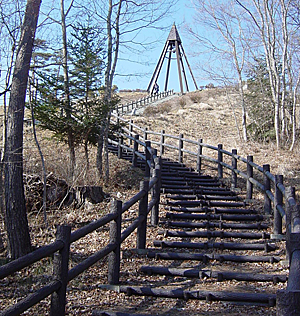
[[69, 22, 104, 105], [33, 22, 109, 174], [245, 57, 275, 142]]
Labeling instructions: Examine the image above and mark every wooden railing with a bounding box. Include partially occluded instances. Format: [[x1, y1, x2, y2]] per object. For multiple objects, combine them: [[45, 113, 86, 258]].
[[0, 140, 161, 316], [2, 110, 300, 315], [110, 112, 300, 314], [113, 90, 174, 115]]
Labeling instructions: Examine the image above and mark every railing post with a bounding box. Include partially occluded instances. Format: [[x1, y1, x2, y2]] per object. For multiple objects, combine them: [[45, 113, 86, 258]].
[[132, 134, 139, 167], [144, 127, 148, 141], [50, 225, 71, 316], [160, 130, 165, 156], [196, 138, 203, 174], [108, 200, 122, 285], [285, 186, 296, 264], [129, 119, 133, 145], [273, 174, 283, 235], [178, 134, 184, 164], [277, 204, 300, 315], [118, 135, 123, 159], [151, 148, 157, 171], [137, 180, 149, 249], [231, 149, 237, 189], [263, 164, 271, 214], [246, 156, 253, 200], [151, 157, 162, 226], [145, 140, 151, 178], [217, 144, 223, 179]]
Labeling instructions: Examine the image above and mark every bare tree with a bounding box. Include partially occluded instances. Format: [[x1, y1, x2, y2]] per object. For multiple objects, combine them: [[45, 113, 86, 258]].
[[60, 0, 76, 179], [189, 0, 249, 141], [91, 0, 176, 179], [235, 0, 295, 148], [4, 0, 41, 259]]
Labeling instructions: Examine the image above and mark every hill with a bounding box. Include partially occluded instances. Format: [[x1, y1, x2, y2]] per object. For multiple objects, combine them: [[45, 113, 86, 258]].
[[125, 87, 300, 191]]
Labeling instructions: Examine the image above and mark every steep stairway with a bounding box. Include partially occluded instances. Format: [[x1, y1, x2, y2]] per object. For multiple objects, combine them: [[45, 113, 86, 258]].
[[104, 144, 287, 314]]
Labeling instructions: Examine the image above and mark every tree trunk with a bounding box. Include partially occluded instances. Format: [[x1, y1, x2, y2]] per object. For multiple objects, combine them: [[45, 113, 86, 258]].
[[5, 0, 41, 259], [60, 0, 76, 180], [101, 0, 122, 180]]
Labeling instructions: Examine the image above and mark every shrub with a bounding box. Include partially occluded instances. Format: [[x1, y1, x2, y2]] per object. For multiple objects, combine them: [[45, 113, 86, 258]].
[[143, 101, 172, 116], [189, 93, 202, 103], [178, 97, 186, 107]]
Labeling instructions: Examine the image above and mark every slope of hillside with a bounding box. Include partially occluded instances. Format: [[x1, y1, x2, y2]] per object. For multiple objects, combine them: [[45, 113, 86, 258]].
[[126, 88, 300, 192]]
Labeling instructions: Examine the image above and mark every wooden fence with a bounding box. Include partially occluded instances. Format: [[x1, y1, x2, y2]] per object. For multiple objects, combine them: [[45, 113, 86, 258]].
[[113, 90, 174, 115], [1, 111, 300, 315], [0, 142, 161, 316], [109, 113, 300, 315]]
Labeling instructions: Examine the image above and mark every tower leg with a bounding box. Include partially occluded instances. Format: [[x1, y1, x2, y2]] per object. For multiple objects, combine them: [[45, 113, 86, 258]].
[[175, 40, 184, 94], [165, 50, 172, 91]]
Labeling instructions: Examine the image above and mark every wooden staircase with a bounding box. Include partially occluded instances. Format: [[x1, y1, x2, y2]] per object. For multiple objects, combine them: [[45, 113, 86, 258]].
[[100, 144, 287, 315]]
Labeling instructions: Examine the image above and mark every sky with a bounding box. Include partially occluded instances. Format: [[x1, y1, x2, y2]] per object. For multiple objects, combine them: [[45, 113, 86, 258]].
[[114, 0, 200, 93]]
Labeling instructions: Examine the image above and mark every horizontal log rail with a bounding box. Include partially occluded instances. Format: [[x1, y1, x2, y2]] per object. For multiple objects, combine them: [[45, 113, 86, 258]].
[[113, 90, 174, 115], [0, 137, 162, 316]]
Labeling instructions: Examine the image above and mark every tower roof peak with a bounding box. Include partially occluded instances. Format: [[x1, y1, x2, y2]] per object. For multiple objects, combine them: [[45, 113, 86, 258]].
[[167, 23, 181, 43]]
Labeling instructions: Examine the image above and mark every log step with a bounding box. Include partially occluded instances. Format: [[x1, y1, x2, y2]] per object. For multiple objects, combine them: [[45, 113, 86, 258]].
[[166, 212, 264, 222], [93, 312, 150, 316], [118, 286, 276, 307], [162, 188, 236, 196], [161, 183, 222, 189], [158, 229, 270, 240], [153, 240, 276, 252], [146, 251, 281, 263], [140, 266, 287, 283], [165, 200, 247, 207], [164, 220, 269, 230], [165, 194, 240, 201], [165, 206, 258, 214]]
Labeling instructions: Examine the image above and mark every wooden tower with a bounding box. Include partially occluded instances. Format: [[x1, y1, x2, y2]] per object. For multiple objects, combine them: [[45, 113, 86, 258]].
[[147, 23, 198, 94]]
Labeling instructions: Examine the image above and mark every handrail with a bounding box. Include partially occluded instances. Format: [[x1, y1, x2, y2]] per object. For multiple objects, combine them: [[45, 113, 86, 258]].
[[113, 89, 174, 114], [111, 112, 295, 230], [0, 128, 162, 315]]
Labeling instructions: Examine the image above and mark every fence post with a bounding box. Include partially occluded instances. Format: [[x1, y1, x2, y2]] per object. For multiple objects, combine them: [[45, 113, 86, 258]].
[[285, 186, 296, 264], [217, 144, 223, 179], [277, 289, 300, 316], [178, 134, 184, 164], [132, 134, 139, 167], [263, 164, 271, 214], [145, 141, 151, 178], [231, 149, 237, 189], [196, 138, 203, 174], [137, 180, 149, 249], [160, 130, 165, 156], [118, 135, 123, 159], [151, 157, 162, 226], [129, 120, 133, 145], [108, 200, 122, 285], [50, 225, 71, 316], [246, 156, 253, 200], [277, 204, 300, 315], [151, 148, 157, 171], [273, 174, 283, 235], [116, 115, 120, 129], [144, 127, 148, 141]]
